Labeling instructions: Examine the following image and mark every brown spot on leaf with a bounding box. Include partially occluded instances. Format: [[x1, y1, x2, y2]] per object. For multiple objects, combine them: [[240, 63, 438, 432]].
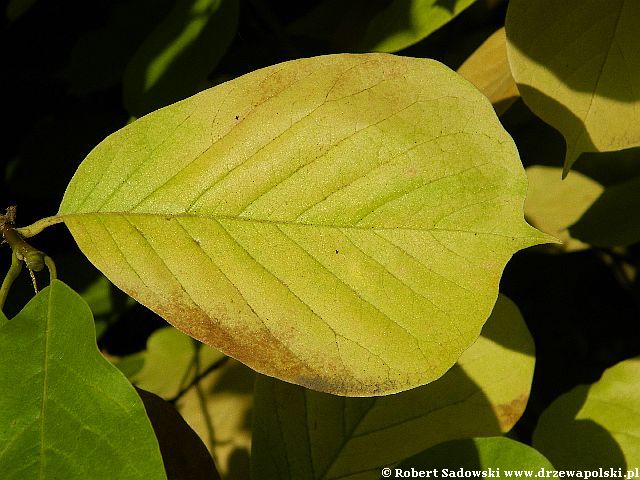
[[496, 393, 529, 429]]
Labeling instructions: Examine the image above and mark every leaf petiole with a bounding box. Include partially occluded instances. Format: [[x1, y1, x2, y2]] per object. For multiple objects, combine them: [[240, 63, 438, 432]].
[[0, 252, 23, 311], [15, 215, 62, 238]]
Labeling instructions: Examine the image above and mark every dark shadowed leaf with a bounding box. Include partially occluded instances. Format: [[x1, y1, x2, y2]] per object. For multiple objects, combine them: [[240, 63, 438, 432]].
[[398, 437, 554, 470], [138, 388, 221, 480], [290, 0, 478, 53], [123, 0, 239, 116], [65, 0, 174, 95], [571, 175, 640, 247]]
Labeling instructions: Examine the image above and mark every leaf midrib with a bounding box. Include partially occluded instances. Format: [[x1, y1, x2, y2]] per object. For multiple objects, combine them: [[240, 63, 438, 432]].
[[57, 211, 539, 240], [38, 286, 54, 480]]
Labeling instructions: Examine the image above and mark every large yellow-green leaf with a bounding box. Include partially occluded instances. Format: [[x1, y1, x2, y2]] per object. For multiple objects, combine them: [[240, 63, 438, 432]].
[[58, 53, 551, 396], [251, 295, 536, 479], [457, 28, 519, 116], [506, 0, 640, 176], [533, 357, 640, 469], [0, 281, 166, 479], [525, 166, 603, 252]]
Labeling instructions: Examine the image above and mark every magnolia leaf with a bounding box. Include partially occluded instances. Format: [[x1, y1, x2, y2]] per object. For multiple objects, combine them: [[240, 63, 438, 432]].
[[251, 295, 536, 479], [58, 53, 551, 395], [457, 28, 519, 116], [123, 0, 240, 116], [0, 280, 167, 479], [138, 388, 221, 480], [290, 0, 477, 53], [506, 0, 640, 176], [177, 359, 254, 479], [525, 166, 603, 251], [125, 326, 226, 399], [570, 175, 640, 247], [398, 437, 554, 470], [533, 357, 640, 469]]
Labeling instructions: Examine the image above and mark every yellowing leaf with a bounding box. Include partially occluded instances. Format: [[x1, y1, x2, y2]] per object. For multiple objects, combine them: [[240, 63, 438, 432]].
[[58, 53, 552, 395], [457, 28, 519, 116], [533, 357, 640, 469], [525, 166, 603, 251], [506, 0, 640, 176], [251, 295, 536, 479]]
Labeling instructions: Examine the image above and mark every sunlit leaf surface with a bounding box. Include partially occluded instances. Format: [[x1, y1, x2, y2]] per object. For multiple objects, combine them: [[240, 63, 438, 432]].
[[59, 53, 551, 395]]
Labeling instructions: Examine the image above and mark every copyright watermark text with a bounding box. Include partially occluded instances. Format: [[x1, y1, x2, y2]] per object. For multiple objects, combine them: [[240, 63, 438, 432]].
[[382, 468, 640, 479]]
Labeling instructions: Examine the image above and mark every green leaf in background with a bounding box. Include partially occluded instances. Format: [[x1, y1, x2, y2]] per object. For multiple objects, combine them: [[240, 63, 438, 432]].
[[457, 28, 519, 116], [5, 0, 37, 21], [138, 388, 221, 480], [533, 357, 640, 469], [524, 166, 603, 252], [570, 175, 640, 247], [506, 0, 640, 176], [251, 295, 536, 479], [125, 326, 225, 399], [398, 437, 554, 470], [123, 0, 240, 116], [0, 309, 7, 327], [58, 53, 551, 395], [66, 0, 174, 95], [177, 360, 254, 480], [290, 0, 477, 53], [0, 280, 167, 480]]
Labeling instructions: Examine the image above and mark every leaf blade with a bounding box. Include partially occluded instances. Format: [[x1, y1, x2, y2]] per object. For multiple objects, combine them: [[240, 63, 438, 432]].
[[0, 280, 166, 479], [60, 53, 551, 395]]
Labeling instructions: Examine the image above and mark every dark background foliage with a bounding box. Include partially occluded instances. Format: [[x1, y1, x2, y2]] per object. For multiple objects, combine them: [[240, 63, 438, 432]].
[[2, 0, 640, 449]]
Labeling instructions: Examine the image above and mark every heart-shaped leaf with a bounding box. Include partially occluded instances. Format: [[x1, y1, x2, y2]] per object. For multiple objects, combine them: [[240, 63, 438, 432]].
[[251, 295, 536, 479], [506, 0, 640, 176], [0, 280, 166, 479], [58, 53, 552, 395]]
